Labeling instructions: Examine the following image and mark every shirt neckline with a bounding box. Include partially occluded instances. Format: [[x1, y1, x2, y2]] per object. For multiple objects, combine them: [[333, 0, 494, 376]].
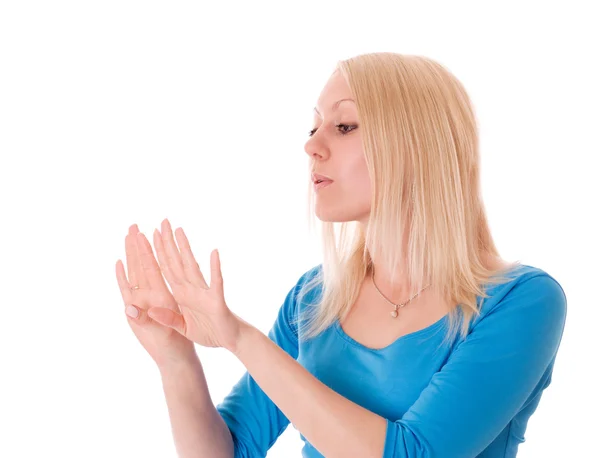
[[333, 313, 448, 352]]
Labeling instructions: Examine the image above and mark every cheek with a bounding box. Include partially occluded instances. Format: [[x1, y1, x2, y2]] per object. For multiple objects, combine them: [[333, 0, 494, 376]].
[[337, 160, 371, 206], [347, 158, 371, 194], [353, 174, 372, 206]]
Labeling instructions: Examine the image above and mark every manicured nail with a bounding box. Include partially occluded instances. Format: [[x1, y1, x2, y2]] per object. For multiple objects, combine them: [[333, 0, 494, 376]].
[[126, 305, 139, 318]]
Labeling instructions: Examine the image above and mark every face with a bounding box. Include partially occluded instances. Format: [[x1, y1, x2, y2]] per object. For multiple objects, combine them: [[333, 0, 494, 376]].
[[304, 70, 371, 224]]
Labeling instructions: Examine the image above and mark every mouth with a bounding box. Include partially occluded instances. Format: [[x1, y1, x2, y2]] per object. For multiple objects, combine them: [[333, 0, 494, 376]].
[[312, 172, 334, 184], [314, 180, 333, 191]]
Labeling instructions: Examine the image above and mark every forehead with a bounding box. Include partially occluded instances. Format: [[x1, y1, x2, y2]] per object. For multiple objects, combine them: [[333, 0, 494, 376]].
[[314, 71, 354, 116]]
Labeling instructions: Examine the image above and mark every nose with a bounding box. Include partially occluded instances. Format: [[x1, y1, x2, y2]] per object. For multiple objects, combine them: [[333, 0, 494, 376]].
[[304, 134, 329, 162]]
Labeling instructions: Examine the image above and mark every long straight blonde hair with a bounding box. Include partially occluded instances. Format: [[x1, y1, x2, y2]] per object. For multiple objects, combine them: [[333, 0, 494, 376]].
[[295, 52, 521, 348]]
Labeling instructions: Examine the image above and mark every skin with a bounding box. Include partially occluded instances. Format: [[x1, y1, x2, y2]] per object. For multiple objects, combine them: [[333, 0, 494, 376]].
[[307, 70, 508, 301], [116, 221, 237, 458], [116, 220, 246, 358], [115, 223, 198, 369], [118, 216, 388, 457], [116, 70, 472, 456], [307, 69, 418, 301]]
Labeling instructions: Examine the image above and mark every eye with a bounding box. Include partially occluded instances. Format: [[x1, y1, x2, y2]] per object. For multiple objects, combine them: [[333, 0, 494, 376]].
[[336, 123, 357, 135], [308, 124, 358, 137]]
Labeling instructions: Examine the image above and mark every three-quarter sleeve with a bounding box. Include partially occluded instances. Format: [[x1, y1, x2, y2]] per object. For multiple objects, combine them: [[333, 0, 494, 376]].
[[215, 270, 308, 458], [382, 274, 567, 458]]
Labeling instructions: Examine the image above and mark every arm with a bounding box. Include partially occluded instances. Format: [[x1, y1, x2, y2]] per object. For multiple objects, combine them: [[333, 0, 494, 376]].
[[214, 270, 310, 457], [233, 321, 388, 457], [381, 274, 567, 457], [159, 354, 234, 458], [232, 273, 567, 458]]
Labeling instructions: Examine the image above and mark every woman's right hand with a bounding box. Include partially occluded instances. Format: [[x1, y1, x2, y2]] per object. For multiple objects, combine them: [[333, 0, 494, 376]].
[[116, 224, 197, 371]]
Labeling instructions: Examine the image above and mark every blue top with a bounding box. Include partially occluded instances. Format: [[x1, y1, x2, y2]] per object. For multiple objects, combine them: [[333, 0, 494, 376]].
[[216, 263, 567, 457]]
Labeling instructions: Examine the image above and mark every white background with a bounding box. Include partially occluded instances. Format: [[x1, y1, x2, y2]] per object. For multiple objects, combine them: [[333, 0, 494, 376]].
[[1, 1, 598, 457]]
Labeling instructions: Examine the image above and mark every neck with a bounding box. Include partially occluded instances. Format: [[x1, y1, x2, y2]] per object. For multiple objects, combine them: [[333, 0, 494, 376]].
[[369, 262, 429, 302], [361, 218, 424, 300]]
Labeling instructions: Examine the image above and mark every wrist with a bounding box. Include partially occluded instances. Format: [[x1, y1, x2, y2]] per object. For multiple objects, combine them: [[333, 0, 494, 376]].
[[156, 349, 200, 377], [227, 317, 255, 357]]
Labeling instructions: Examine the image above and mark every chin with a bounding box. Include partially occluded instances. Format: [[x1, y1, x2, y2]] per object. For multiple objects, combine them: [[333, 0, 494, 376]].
[[315, 206, 366, 223], [317, 215, 351, 223]]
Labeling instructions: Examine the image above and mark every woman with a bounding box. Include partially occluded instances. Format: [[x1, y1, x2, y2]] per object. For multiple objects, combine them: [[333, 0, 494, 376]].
[[116, 52, 567, 458]]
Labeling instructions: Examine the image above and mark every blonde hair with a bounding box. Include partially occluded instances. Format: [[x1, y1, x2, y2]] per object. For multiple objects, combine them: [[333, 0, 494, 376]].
[[295, 52, 522, 348]]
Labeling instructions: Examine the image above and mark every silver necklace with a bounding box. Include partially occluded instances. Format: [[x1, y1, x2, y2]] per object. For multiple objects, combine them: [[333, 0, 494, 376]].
[[371, 267, 431, 318]]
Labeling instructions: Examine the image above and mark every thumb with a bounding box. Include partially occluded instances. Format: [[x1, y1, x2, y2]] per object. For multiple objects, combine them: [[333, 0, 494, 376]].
[[210, 248, 224, 291], [125, 304, 153, 325], [147, 307, 186, 335]]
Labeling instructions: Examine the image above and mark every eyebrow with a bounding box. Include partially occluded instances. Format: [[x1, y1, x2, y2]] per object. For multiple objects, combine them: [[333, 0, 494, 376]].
[[313, 98, 355, 116]]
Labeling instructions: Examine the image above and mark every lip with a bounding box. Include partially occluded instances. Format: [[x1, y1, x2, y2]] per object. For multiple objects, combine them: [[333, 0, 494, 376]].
[[312, 172, 333, 184], [314, 180, 333, 191]]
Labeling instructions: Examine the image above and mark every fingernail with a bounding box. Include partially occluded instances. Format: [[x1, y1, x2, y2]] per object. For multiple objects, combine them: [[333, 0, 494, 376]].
[[126, 305, 139, 318]]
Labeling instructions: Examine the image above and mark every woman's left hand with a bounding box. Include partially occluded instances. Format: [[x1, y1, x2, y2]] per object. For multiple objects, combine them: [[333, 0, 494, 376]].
[[146, 218, 244, 352]]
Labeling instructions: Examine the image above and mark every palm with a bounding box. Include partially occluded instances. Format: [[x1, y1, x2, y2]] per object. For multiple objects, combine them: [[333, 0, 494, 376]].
[[145, 219, 240, 351], [116, 224, 196, 368], [128, 289, 185, 348], [172, 285, 229, 348]]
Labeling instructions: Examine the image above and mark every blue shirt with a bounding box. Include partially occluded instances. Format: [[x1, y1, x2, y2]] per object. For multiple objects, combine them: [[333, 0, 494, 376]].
[[216, 263, 567, 457]]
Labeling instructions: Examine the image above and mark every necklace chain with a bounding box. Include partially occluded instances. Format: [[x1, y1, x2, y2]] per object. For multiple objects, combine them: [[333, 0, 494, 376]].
[[371, 267, 431, 318]]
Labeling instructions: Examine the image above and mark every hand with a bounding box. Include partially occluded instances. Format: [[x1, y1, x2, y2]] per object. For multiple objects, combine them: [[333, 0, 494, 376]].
[[116, 224, 198, 370], [146, 219, 243, 352]]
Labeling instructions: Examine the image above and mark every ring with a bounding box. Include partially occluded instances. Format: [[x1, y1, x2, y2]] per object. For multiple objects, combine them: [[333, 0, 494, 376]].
[[131, 285, 140, 291]]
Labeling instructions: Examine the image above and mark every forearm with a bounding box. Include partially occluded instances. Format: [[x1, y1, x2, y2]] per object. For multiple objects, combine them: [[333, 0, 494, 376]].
[[231, 322, 387, 458], [160, 355, 234, 458]]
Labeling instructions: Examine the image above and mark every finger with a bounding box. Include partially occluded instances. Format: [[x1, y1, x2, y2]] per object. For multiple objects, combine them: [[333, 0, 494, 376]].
[[117, 259, 152, 319], [116, 259, 134, 305], [210, 248, 224, 292], [160, 219, 186, 286], [125, 225, 149, 289], [147, 307, 186, 336], [174, 227, 208, 288], [125, 226, 139, 288], [136, 231, 172, 291], [153, 228, 180, 287]]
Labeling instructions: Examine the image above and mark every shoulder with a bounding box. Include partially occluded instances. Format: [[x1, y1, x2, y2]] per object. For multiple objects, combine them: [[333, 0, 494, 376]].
[[278, 264, 323, 322], [486, 263, 566, 305], [284, 264, 324, 323], [471, 263, 567, 334], [294, 263, 324, 298]]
